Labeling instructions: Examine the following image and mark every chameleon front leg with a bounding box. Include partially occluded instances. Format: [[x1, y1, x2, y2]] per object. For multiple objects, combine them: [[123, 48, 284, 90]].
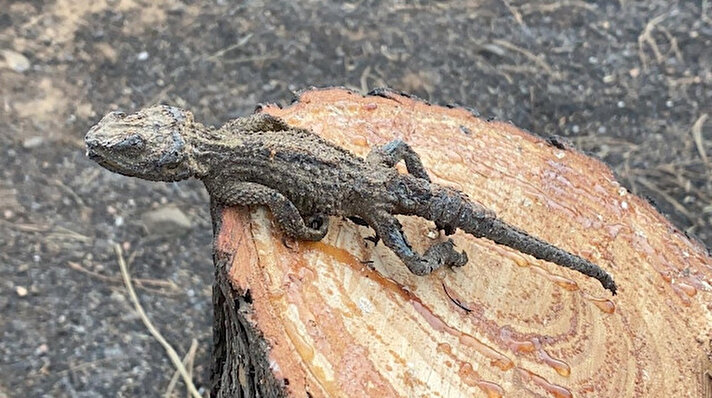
[[367, 211, 467, 275], [367, 139, 431, 182], [346, 216, 380, 244], [212, 181, 329, 241]]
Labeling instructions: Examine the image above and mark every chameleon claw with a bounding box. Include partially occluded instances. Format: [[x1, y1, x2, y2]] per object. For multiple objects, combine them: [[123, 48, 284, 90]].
[[364, 234, 380, 245]]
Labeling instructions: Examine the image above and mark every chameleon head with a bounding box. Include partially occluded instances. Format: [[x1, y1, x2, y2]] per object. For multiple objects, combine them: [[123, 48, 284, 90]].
[[85, 105, 198, 181]]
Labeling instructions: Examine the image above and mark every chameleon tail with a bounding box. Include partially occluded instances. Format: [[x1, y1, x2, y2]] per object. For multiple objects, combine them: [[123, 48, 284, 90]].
[[425, 186, 618, 295], [467, 217, 617, 294]]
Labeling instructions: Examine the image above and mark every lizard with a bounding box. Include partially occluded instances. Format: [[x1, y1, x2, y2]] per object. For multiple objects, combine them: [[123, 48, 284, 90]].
[[84, 104, 617, 294]]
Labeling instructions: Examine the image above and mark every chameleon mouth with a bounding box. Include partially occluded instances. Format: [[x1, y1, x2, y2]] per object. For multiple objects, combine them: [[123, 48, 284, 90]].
[[86, 147, 126, 172], [85, 133, 120, 169]]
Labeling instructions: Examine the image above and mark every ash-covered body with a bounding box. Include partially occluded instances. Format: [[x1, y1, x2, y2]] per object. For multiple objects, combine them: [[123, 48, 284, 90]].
[[85, 105, 617, 294]]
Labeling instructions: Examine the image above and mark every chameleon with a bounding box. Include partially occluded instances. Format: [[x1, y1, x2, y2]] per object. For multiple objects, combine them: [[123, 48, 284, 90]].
[[84, 104, 617, 294]]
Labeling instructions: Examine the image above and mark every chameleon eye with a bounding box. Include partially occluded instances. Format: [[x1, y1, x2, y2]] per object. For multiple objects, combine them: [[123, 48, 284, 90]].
[[114, 134, 145, 150], [161, 161, 181, 172]]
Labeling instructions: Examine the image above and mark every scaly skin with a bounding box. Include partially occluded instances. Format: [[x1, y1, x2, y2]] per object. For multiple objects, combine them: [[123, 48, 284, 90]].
[[85, 105, 617, 294]]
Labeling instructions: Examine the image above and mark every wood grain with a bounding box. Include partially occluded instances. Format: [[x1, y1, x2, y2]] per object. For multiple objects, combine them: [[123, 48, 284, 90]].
[[212, 88, 712, 397]]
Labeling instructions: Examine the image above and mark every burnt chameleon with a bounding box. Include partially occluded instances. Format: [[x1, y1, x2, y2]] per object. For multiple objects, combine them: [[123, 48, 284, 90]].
[[85, 105, 617, 294]]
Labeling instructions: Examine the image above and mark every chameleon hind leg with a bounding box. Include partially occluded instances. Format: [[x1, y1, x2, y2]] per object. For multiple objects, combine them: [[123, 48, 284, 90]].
[[367, 139, 431, 182], [214, 181, 329, 241], [367, 140, 457, 235], [367, 211, 467, 275]]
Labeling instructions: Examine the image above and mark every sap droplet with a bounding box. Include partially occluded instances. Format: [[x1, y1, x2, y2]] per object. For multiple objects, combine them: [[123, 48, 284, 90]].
[[582, 292, 616, 314], [676, 282, 697, 297]]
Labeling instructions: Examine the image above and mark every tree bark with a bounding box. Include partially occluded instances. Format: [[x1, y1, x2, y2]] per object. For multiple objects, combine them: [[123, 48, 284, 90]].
[[210, 87, 712, 397]]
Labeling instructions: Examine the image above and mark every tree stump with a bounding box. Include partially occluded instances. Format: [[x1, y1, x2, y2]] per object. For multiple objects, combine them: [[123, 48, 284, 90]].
[[210, 88, 712, 397]]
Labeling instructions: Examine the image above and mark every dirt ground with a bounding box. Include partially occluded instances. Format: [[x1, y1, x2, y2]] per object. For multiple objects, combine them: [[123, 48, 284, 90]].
[[0, 1, 710, 396]]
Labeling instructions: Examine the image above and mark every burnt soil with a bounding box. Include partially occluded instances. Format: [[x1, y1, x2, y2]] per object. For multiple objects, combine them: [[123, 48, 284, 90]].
[[1, 1, 710, 396]]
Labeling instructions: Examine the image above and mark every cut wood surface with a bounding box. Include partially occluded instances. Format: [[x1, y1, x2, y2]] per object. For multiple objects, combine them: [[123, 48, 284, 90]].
[[211, 88, 712, 397]]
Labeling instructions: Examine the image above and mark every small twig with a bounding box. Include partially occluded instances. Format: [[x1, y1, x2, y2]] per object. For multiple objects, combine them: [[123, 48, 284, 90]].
[[222, 53, 279, 64], [114, 244, 202, 398], [637, 14, 667, 70], [623, 157, 638, 194], [26, 357, 120, 380], [636, 177, 696, 222], [0, 220, 50, 232], [200, 33, 253, 62], [67, 261, 180, 293], [0, 220, 92, 244], [491, 39, 557, 78], [667, 76, 703, 87], [629, 166, 710, 201], [442, 282, 472, 313], [185, 339, 197, 398], [360, 65, 372, 94], [146, 84, 176, 108], [164, 339, 199, 398], [691, 113, 710, 169], [657, 25, 683, 63], [497, 63, 546, 77], [519, 1, 597, 15], [19, 13, 45, 30], [370, 65, 390, 92], [500, 0, 524, 26], [47, 178, 87, 209], [48, 226, 92, 242]]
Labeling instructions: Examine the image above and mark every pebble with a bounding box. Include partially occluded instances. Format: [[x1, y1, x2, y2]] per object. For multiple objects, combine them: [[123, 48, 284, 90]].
[[35, 344, 49, 356], [22, 136, 44, 149], [141, 205, 192, 235], [16, 286, 28, 297], [2, 50, 30, 72]]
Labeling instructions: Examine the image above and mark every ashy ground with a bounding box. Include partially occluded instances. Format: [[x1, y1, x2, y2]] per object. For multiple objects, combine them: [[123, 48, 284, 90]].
[[0, 1, 710, 396]]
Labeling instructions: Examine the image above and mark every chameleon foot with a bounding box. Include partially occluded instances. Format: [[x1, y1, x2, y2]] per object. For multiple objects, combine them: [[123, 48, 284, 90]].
[[302, 214, 329, 241], [408, 239, 468, 275]]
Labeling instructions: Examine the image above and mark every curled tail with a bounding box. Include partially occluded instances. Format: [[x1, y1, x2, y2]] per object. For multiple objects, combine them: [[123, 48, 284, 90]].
[[417, 184, 617, 294]]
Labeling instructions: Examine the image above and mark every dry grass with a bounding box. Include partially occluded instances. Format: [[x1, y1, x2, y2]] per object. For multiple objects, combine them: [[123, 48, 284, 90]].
[[637, 13, 683, 71], [115, 244, 203, 398]]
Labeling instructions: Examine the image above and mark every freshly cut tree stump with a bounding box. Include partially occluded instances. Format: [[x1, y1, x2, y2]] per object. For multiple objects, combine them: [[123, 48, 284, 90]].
[[210, 88, 712, 397]]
